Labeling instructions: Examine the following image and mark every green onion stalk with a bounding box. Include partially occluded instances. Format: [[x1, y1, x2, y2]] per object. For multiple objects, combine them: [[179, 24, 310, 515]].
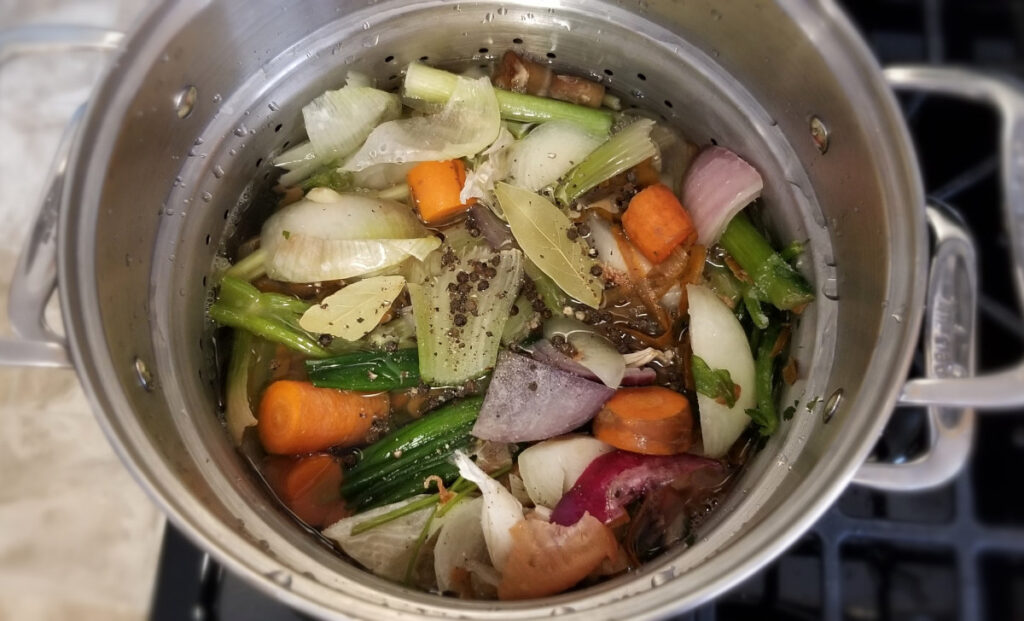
[[306, 348, 421, 391]]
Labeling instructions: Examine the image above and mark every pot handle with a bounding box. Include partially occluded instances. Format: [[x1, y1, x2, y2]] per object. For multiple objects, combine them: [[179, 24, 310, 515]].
[[0, 26, 124, 368], [853, 204, 976, 491], [886, 66, 1024, 409]]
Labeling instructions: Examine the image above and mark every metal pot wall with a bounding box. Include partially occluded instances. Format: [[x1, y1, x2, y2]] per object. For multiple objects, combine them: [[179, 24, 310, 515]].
[[3, 1, 1024, 618]]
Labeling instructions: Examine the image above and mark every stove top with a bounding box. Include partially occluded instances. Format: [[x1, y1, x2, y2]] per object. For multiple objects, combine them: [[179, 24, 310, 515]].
[[149, 1, 1024, 619]]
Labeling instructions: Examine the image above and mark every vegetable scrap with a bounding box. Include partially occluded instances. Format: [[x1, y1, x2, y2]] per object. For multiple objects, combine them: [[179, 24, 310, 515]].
[[208, 50, 814, 599]]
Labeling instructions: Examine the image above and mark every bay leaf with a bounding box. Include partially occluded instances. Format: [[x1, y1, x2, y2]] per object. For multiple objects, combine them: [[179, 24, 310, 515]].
[[300, 275, 406, 340], [495, 182, 602, 308]]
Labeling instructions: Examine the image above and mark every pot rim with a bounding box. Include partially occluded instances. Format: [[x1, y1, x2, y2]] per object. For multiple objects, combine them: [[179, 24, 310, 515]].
[[58, 0, 927, 618]]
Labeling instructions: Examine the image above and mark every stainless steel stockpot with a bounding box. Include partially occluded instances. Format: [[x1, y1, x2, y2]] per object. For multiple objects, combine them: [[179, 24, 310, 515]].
[[3, 1, 1024, 619]]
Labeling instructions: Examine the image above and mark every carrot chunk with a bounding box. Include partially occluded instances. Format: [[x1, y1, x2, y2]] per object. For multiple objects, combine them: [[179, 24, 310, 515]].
[[592, 386, 693, 455], [621, 183, 697, 263], [257, 380, 389, 454], [407, 159, 474, 224], [262, 454, 350, 527]]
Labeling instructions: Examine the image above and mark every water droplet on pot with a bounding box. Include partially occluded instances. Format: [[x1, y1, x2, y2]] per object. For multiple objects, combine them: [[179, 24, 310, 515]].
[[268, 101, 280, 111], [194, 137, 204, 146], [212, 165, 225, 179], [211, 93, 222, 103], [361, 21, 370, 30], [201, 191, 213, 202], [234, 126, 248, 137], [891, 313, 902, 323]]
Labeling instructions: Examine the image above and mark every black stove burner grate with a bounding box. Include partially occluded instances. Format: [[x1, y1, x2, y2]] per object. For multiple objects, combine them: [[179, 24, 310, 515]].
[[149, 1, 1024, 619]]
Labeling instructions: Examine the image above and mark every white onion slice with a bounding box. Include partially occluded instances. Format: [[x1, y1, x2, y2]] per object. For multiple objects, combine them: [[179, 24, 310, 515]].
[[543, 317, 625, 388], [686, 283, 756, 457], [433, 497, 490, 594], [681, 146, 763, 246], [585, 211, 651, 284], [506, 121, 603, 191], [323, 495, 437, 581], [303, 86, 401, 162], [452, 451, 523, 572], [261, 190, 440, 282], [517, 436, 615, 508], [343, 75, 500, 171]]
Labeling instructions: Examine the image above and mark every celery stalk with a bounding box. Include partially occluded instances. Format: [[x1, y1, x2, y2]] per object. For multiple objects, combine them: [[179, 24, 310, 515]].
[[403, 62, 613, 137], [409, 246, 524, 385], [719, 212, 814, 312], [553, 118, 657, 206], [209, 276, 328, 357], [224, 248, 267, 282], [745, 323, 783, 436], [524, 260, 566, 314], [224, 330, 257, 445]]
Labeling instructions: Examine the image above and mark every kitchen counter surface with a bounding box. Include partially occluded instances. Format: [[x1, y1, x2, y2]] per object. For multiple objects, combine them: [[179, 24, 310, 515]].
[[0, 1, 159, 619]]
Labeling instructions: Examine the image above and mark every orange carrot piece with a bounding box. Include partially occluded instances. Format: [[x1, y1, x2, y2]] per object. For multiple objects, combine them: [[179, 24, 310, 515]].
[[621, 183, 697, 264], [592, 386, 693, 455], [263, 454, 350, 527], [257, 380, 389, 454], [407, 159, 474, 224]]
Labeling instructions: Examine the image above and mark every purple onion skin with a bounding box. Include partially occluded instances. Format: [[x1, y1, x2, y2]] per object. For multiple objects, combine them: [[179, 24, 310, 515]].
[[472, 351, 614, 443], [550, 451, 724, 526]]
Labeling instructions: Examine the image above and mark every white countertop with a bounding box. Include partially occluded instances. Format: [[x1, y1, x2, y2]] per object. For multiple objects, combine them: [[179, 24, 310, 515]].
[[0, 2, 162, 619]]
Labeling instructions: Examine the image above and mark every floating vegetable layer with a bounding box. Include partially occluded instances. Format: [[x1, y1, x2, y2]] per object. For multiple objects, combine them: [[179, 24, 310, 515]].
[[208, 51, 814, 600]]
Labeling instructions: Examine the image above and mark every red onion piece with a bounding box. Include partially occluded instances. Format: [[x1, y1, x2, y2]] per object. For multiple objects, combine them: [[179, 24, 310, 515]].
[[468, 204, 514, 251], [550, 450, 724, 526], [472, 351, 614, 442], [681, 146, 763, 246], [530, 339, 657, 386]]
